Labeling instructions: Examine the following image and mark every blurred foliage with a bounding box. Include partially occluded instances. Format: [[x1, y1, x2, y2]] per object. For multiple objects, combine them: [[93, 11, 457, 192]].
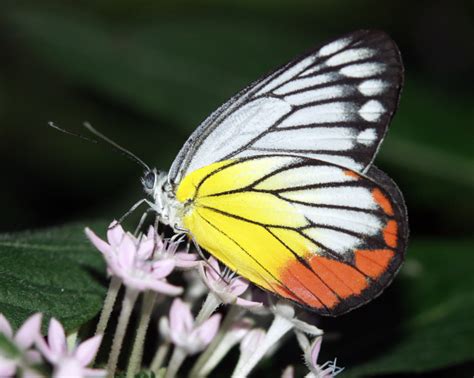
[[0, 0, 473, 376], [0, 221, 105, 332]]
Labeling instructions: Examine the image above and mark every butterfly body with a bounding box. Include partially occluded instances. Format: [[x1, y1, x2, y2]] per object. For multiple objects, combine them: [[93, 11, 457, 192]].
[[144, 30, 408, 316]]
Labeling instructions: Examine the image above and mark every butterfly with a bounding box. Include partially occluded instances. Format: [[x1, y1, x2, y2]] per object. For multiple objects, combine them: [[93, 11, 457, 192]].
[[142, 30, 408, 316]]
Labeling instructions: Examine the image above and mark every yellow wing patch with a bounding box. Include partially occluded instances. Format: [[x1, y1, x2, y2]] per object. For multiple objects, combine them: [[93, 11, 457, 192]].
[[176, 155, 405, 315]]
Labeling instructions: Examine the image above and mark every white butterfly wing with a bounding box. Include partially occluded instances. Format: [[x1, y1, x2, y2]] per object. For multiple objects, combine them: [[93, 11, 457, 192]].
[[169, 30, 403, 185]]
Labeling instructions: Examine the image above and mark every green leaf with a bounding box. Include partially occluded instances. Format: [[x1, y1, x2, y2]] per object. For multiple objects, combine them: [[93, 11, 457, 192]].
[[0, 222, 107, 332], [323, 239, 474, 376], [0, 333, 21, 360]]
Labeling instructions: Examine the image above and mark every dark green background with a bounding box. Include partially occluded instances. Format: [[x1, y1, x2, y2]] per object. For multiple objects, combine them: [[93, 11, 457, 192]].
[[0, 1, 473, 376]]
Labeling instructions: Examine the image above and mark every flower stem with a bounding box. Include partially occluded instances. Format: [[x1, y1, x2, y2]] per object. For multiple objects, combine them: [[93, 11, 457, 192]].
[[150, 342, 170, 374], [232, 314, 293, 377], [106, 287, 139, 378], [164, 346, 187, 378], [97, 277, 122, 336], [195, 292, 220, 326], [190, 305, 244, 377], [126, 291, 158, 378]]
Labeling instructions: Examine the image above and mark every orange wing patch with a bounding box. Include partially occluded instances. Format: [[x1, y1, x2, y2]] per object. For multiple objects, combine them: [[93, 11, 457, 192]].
[[372, 188, 394, 216], [383, 220, 398, 248], [355, 249, 395, 279], [277, 254, 371, 312], [280, 258, 338, 309], [344, 169, 361, 179], [311, 256, 368, 297]]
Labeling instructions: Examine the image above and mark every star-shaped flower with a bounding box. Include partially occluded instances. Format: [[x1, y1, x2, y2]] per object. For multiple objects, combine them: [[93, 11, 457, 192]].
[[0, 313, 42, 377], [36, 318, 106, 378], [85, 222, 183, 295], [199, 257, 262, 308], [160, 298, 221, 355]]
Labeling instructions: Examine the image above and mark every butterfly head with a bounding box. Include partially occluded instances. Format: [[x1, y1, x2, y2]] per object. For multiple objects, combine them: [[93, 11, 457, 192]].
[[142, 168, 183, 230], [142, 168, 159, 195]]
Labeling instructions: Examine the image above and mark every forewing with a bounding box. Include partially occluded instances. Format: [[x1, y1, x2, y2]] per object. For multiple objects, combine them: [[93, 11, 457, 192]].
[[178, 155, 408, 316], [169, 30, 403, 185]]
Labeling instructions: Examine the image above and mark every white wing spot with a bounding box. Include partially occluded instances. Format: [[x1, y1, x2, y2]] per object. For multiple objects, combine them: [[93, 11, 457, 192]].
[[304, 228, 361, 255], [318, 37, 353, 57], [282, 186, 375, 209], [297, 205, 382, 235], [357, 128, 377, 145], [326, 48, 376, 67], [358, 79, 389, 96], [255, 165, 355, 190], [284, 85, 349, 105], [308, 154, 362, 171], [274, 74, 337, 95], [281, 102, 356, 126], [256, 57, 315, 95], [359, 100, 385, 122], [186, 98, 290, 173], [254, 127, 356, 151], [340, 63, 385, 78]]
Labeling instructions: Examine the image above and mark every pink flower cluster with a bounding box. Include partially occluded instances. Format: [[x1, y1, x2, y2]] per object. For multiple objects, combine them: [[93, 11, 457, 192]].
[[0, 220, 343, 377], [85, 222, 196, 295], [0, 314, 104, 378]]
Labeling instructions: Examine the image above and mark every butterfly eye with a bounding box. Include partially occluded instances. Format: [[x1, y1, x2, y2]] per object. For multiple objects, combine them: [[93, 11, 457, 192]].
[[143, 171, 156, 191]]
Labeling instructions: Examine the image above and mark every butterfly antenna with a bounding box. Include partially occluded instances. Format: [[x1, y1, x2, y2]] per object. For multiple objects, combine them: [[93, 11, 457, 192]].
[[83, 122, 151, 171], [48, 121, 98, 144], [49, 121, 151, 172]]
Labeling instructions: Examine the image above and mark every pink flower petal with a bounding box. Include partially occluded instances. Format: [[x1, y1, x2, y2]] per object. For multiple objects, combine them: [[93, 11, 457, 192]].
[[0, 314, 13, 338], [194, 313, 221, 346], [310, 337, 322, 367], [106, 221, 125, 247], [151, 259, 175, 279], [229, 277, 249, 297], [137, 239, 154, 260], [147, 280, 183, 296], [74, 335, 102, 367], [35, 335, 57, 363], [47, 318, 66, 357], [0, 359, 16, 377], [122, 276, 150, 292], [85, 228, 112, 256], [53, 357, 83, 378], [146, 226, 163, 249], [174, 253, 199, 269], [235, 297, 263, 309], [25, 350, 42, 364], [117, 236, 136, 269], [169, 299, 193, 336], [15, 313, 42, 349], [159, 317, 170, 340], [205, 258, 222, 282]]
